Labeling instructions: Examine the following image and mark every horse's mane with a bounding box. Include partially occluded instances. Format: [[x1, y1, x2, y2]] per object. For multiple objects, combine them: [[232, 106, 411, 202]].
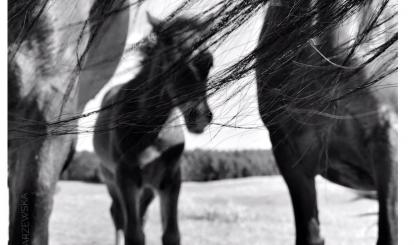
[[162, 16, 207, 33], [138, 16, 207, 58], [8, 0, 398, 135]]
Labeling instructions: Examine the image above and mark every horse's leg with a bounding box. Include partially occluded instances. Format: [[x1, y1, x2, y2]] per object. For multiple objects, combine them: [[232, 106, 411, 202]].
[[110, 200, 124, 245], [105, 184, 124, 245], [115, 163, 145, 245], [9, 136, 72, 245], [369, 109, 398, 245], [158, 144, 184, 245], [270, 135, 324, 245], [139, 188, 155, 223], [159, 169, 181, 245]]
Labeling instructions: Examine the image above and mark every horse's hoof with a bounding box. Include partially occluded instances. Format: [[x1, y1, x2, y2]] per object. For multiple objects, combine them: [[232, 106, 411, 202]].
[[115, 230, 125, 245], [308, 218, 325, 245], [310, 240, 325, 245], [162, 233, 180, 245]]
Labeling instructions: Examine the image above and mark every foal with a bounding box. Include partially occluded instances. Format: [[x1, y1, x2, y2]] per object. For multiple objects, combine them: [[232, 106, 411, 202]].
[[93, 13, 213, 245]]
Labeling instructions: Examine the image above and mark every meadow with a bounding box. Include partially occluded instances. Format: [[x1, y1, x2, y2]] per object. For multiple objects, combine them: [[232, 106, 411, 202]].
[[50, 176, 377, 245]]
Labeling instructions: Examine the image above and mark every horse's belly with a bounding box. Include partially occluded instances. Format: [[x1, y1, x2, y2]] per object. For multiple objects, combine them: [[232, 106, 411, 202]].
[[322, 159, 376, 190]]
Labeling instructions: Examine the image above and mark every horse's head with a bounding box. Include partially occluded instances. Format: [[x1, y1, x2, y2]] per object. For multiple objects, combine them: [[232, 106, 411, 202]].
[[146, 12, 213, 134]]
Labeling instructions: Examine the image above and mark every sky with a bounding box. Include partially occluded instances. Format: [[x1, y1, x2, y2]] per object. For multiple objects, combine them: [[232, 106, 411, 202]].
[[76, 0, 272, 152]]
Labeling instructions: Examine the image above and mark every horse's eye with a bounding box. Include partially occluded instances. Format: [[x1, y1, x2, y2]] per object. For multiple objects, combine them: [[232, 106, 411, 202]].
[[164, 37, 174, 45], [194, 52, 213, 70], [188, 54, 211, 80], [159, 32, 173, 45], [192, 52, 213, 79]]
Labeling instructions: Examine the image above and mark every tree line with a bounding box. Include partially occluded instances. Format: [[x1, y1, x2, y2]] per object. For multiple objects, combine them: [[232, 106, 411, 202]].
[[60, 149, 279, 183]]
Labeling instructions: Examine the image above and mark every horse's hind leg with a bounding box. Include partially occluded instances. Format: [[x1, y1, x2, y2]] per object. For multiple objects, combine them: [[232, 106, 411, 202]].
[[270, 136, 324, 245], [370, 109, 397, 245], [115, 163, 146, 245], [110, 199, 124, 245], [139, 188, 155, 223], [107, 187, 124, 245], [100, 165, 125, 245]]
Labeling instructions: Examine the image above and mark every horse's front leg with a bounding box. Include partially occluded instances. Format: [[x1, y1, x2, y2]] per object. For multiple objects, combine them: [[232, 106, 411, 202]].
[[159, 169, 181, 245], [270, 136, 324, 245], [370, 109, 398, 245], [115, 162, 145, 245], [158, 144, 184, 245], [9, 136, 72, 245]]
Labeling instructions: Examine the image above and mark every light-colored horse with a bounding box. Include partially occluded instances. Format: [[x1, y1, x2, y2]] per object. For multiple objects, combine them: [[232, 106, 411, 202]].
[[93, 13, 213, 245], [256, 0, 397, 245], [8, 1, 129, 244]]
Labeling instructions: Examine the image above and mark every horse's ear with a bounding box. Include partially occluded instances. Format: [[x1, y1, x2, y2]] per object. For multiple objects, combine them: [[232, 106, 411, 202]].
[[200, 14, 215, 34], [146, 12, 162, 32]]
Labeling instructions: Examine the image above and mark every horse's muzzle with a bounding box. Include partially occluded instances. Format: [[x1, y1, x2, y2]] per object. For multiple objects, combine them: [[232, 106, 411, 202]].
[[183, 101, 212, 134]]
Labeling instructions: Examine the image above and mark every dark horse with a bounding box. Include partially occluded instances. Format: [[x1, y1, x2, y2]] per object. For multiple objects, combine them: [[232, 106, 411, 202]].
[[8, 1, 129, 244], [93, 13, 213, 245], [256, 1, 397, 245]]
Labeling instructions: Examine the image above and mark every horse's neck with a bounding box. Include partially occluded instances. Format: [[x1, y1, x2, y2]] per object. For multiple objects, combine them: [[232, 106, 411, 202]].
[[121, 54, 174, 128], [115, 68, 176, 152]]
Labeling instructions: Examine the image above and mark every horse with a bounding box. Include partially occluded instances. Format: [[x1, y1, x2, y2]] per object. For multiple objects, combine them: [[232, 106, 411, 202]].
[[255, 0, 397, 244], [93, 12, 213, 245], [8, 0, 129, 244]]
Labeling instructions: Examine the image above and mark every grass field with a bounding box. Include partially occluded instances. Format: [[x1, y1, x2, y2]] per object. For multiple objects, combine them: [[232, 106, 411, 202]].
[[50, 176, 377, 245]]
